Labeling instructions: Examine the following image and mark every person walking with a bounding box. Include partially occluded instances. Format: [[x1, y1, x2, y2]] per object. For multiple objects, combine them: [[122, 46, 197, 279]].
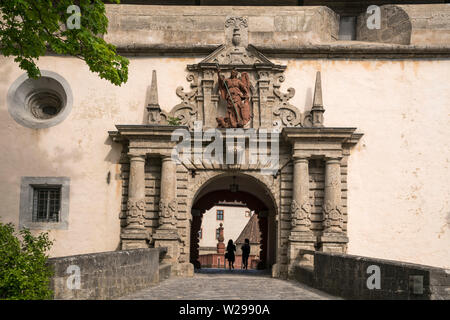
[[241, 238, 250, 270], [226, 239, 236, 270]]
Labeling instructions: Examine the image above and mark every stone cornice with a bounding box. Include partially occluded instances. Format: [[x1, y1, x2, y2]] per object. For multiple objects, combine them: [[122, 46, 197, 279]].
[[282, 127, 363, 159], [115, 43, 450, 59], [109, 124, 189, 142], [258, 43, 450, 59], [105, 4, 450, 58], [111, 126, 363, 145], [282, 127, 362, 145]]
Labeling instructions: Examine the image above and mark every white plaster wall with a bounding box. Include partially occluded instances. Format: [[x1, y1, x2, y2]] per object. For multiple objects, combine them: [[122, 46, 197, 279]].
[[275, 58, 450, 269], [0, 55, 201, 257], [0, 55, 448, 268], [199, 206, 251, 248]]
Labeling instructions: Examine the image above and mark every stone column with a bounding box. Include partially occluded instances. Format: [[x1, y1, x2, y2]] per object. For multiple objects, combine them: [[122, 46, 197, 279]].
[[319, 158, 348, 253], [153, 156, 193, 276], [159, 156, 178, 230], [288, 158, 316, 276], [121, 154, 148, 250]]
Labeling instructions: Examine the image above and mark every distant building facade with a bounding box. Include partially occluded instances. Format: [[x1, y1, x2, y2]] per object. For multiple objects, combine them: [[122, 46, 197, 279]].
[[198, 202, 253, 255]]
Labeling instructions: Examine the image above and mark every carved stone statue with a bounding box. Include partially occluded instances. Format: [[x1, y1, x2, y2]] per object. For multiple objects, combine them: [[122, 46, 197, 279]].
[[216, 68, 252, 128]]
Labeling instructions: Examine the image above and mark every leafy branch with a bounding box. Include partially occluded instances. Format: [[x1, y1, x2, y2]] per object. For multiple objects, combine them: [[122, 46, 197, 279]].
[[0, 0, 129, 86]]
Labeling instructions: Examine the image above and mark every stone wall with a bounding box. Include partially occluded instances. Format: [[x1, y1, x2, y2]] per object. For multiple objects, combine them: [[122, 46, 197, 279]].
[[47, 248, 164, 299], [293, 251, 450, 300], [104, 4, 450, 56], [119, 153, 192, 268], [357, 4, 450, 45], [105, 4, 339, 53], [1, 54, 449, 268], [279, 155, 348, 248], [304, 1, 446, 16]]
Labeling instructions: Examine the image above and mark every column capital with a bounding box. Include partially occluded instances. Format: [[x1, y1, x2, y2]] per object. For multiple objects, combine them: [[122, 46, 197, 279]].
[[161, 155, 175, 162], [293, 157, 309, 164], [324, 157, 342, 164], [128, 153, 146, 162]]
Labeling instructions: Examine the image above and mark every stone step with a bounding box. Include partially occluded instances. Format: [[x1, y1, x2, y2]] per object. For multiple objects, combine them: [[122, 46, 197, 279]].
[[159, 263, 172, 282]]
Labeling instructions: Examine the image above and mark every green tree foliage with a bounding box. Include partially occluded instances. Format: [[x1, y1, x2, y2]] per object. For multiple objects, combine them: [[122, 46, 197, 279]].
[[0, 222, 54, 300], [0, 0, 129, 85]]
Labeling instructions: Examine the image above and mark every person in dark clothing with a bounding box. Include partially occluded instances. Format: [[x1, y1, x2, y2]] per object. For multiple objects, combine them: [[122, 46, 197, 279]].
[[226, 239, 236, 270], [241, 238, 251, 270]]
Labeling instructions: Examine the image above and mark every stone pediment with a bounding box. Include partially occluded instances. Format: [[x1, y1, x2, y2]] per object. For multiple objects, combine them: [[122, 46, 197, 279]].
[[146, 16, 328, 130], [188, 44, 283, 70]]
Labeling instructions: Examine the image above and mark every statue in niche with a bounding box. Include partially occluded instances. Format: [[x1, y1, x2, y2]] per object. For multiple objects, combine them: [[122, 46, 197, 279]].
[[216, 68, 252, 128]]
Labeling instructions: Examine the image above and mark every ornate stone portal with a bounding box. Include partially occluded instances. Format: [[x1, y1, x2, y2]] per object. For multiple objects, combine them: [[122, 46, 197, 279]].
[[110, 17, 363, 278]]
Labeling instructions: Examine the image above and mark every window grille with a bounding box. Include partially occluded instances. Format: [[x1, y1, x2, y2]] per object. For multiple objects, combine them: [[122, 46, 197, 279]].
[[32, 187, 61, 222]]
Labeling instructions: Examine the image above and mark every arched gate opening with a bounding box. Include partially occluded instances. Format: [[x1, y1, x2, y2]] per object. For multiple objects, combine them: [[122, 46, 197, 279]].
[[189, 173, 277, 271]]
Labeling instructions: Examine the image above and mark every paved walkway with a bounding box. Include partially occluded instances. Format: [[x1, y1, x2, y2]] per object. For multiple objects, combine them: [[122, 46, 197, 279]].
[[118, 268, 338, 300]]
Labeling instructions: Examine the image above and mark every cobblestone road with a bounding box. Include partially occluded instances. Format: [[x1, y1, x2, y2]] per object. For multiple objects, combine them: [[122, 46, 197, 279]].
[[118, 269, 338, 300]]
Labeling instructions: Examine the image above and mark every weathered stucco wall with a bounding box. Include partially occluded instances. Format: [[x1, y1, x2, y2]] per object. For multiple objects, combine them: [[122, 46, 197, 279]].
[[357, 4, 450, 45], [277, 57, 450, 268], [0, 55, 448, 269], [0, 55, 200, 257], [105, 5, 339, 52], [104, 4, 450, 54]]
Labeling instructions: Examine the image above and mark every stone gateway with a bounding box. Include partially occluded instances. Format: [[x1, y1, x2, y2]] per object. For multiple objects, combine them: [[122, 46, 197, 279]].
[[1, 2, 449, 282], [110, 18, 364, 277]]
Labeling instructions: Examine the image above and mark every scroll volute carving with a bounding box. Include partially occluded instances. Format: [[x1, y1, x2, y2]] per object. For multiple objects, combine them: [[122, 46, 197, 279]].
[[273, 87, 304, 128], [160, 73, 198, 129]]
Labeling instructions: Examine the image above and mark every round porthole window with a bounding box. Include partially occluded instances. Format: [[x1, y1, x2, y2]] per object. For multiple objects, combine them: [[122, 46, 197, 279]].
[[7, 71, 73, 129]]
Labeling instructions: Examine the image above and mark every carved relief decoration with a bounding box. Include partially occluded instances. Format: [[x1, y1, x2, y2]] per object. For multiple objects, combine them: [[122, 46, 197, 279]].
[[152, 16, 315, 130], [160, 73, 198, 130], [273, 87, 303, 128], [126, 198, 146, 229], [159, 198, 178, 228], [323, 200, 344, 232], [187, 170, 280, 216], [290, 199, 312, 229]]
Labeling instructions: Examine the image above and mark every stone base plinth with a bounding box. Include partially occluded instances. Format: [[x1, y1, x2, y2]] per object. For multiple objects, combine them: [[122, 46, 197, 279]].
[[272, 263, 288, 279], [153, 229, 181, 276], [217, 243, 225, 255], [318, 233, 348, 253], [176, 262, 194, 277], [288, 232, 316, 276], [121, 229, 149, 249]]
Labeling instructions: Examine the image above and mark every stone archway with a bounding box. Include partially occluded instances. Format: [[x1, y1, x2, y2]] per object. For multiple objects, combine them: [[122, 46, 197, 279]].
[[188, 173, 278, 271], [109, 17, 364, 278]]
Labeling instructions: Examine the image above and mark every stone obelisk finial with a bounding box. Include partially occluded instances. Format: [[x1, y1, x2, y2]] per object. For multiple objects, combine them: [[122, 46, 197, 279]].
[[311, 71, 325, 127], [147, 70, 161, 124]]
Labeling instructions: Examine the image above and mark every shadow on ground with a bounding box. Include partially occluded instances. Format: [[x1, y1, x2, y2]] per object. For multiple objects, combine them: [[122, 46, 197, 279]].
[[195, 268, 271, 277]]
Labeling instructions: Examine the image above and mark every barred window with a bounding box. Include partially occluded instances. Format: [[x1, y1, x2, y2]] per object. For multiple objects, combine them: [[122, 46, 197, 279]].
[[32, 187, 61, 223]]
